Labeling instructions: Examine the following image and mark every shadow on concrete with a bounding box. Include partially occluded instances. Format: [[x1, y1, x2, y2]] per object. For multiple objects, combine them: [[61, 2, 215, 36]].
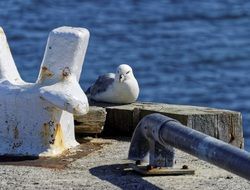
[[89, 163, 163, 190], [0, 155, 38, 162]]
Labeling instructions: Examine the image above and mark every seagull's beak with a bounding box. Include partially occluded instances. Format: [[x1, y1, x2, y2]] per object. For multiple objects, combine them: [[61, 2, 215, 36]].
[[119, 74, 125, 82]]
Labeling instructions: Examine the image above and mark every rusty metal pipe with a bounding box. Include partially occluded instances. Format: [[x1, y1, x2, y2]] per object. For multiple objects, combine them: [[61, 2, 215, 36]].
[[128, 113, 250, 180]]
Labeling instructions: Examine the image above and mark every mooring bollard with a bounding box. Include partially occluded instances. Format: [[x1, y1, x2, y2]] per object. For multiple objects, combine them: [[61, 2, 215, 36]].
[[0, 26, 89, 156], [128, 113, 250, 180]]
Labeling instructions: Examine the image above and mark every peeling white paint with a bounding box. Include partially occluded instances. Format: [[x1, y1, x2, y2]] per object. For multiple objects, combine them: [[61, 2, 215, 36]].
[[0, 26, 89, 156]]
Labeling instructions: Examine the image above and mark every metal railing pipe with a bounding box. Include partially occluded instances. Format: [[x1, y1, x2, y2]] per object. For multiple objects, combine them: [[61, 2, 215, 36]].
[[128, 113, 250, 180]]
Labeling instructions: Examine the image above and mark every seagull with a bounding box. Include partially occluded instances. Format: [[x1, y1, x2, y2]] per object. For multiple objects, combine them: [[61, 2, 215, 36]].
[[86, 64, 139, 104]]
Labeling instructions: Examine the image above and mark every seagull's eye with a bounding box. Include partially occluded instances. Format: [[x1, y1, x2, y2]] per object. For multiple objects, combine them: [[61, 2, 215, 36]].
[[126, 71, 130, 74]]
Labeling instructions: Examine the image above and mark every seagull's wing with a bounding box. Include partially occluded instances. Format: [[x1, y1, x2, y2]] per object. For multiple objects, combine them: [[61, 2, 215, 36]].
[[40, 78, 89, 115], [86, 73, 115, 96]]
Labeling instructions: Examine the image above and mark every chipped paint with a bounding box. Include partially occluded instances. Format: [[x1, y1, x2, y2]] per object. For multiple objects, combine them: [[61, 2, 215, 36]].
[[0, 26, 90, 156], [36, 67, 54, 84], [41, 123, 51, 146]]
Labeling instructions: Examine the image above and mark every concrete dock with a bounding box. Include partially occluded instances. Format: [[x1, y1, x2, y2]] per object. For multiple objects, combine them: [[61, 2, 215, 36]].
[[0, 138, 249, 190], [75, 102, 243, 147], [0, 102, 247, 189]]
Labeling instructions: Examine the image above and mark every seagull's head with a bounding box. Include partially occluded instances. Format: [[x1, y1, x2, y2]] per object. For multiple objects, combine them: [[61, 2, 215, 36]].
[[115, 64, 134, 83]]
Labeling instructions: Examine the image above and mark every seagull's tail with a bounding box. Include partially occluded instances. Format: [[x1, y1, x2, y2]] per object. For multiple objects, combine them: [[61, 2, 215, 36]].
[[85, 86, 92, 98]]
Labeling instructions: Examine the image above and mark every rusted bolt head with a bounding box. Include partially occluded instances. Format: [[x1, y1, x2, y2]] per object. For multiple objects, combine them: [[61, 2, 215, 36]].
[[62, 67, 71, 77]]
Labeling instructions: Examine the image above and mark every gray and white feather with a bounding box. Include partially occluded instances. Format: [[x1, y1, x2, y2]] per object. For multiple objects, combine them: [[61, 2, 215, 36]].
[[86, 64, 139, 104]]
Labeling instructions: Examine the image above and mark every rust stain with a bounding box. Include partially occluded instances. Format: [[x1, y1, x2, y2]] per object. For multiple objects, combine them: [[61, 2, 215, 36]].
[[229, 133, 235, 143], [62, 67, 71, 78], [53, 123, 64, 149], [41, 123, 50, 137], [41, 123, 50, 146], [0, 141, 104, 169], [13, 126, 19, 139], [39, 66, 54, 82], [42, 66, 48, 71]]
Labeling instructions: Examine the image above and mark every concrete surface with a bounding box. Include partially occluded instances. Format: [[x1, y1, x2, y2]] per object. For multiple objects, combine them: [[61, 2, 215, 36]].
[[0, 138, 249, 190]]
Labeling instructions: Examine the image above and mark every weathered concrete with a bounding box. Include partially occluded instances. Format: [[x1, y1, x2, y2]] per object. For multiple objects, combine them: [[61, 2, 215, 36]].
[[75, 102, 243, 148], [0, 138, 249, 190], [74, 106, 106, 134]]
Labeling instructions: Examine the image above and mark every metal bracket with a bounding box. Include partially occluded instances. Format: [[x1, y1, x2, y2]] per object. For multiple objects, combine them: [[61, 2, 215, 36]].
[[131, 139, 194, 176], [128, 114, 195, 176], [130, 164, 194, 176]]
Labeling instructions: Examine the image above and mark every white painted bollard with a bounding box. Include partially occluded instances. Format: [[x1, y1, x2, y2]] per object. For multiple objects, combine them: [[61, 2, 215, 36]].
[[0, 26, 89, 156]]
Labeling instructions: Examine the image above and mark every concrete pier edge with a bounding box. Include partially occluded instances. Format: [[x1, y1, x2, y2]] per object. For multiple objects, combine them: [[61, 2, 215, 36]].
[[75, 101, 243, 148]]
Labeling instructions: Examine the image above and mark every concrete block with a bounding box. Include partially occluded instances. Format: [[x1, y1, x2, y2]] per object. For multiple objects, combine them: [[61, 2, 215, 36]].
[[85, 102, 243, 148], [74, 106, 106, 134]]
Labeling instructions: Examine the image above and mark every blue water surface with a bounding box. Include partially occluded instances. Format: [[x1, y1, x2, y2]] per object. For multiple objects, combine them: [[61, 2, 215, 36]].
[[1, 0, 250, 150]]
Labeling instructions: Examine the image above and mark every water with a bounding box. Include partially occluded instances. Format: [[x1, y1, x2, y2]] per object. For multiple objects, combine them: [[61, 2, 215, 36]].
[[1, 0, 250, 149]]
